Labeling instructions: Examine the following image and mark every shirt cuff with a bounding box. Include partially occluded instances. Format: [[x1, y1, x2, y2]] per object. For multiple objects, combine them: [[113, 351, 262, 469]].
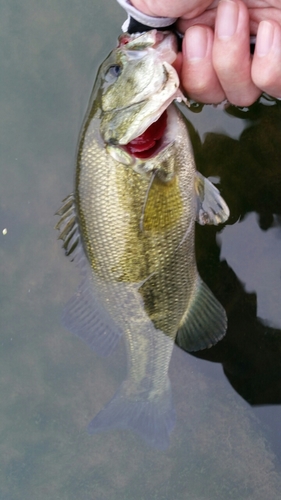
[[116, 0, 177, 31]]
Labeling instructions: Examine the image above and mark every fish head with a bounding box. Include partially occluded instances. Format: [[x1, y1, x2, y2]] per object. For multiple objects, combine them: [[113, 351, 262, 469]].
[[97, 30, 186, 160]]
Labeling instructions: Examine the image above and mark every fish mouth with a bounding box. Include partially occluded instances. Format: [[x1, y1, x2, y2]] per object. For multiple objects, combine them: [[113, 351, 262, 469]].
[[124, 104, 179, 160], [102, 29, 187, 158], [103, 80, 185, 158], [121, 59, 185, 146], [124, 109, 169, 159]]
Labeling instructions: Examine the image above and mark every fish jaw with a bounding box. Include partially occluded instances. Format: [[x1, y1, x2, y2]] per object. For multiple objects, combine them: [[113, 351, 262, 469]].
[[101, 63, 185, 146], [99, 29, 187, 147]]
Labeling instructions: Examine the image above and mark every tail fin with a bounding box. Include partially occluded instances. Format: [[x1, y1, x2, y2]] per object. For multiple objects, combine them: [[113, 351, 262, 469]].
[[88, 381, 176, 450]]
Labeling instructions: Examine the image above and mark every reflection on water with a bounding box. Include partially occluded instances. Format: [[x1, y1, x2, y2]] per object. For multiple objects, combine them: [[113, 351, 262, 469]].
[[186, 101, 281, 410], [220, 212, 281, 329], [1, 1, 281, 499]]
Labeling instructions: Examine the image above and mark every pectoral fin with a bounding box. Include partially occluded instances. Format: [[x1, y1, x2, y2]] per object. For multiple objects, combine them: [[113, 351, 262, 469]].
[[195, 172, 229, 225], [176, 278, 227, 352]]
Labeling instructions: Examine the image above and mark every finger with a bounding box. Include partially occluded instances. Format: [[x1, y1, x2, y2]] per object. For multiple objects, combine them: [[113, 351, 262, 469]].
[[248, 7, 281, 35], [132, 0, 214, 19], [177, 7, 217, 33], [213, 0, 261, 106], [181, 25, 225, 103], [252, 20, 281, 99]]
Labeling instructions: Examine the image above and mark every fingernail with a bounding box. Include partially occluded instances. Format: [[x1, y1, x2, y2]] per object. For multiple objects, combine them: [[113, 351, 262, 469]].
[[216, 0, 239, 39], [185, 27, 208, 61], [256, 21, 274, 57]]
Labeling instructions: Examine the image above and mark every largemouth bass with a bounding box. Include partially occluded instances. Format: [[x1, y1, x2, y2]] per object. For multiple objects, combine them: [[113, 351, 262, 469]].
[[56, 30, 229, 449]]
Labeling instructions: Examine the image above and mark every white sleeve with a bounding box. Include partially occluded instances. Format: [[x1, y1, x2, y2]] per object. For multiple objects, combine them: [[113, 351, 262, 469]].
[[116, 0, 177, 31]]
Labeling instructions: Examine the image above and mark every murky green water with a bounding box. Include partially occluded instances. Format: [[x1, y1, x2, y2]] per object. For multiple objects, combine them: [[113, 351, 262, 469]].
[[1, 1, 281, 499]]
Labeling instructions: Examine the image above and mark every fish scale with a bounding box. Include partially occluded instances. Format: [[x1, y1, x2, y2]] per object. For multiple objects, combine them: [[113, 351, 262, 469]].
[[77, 108, 195, 337]]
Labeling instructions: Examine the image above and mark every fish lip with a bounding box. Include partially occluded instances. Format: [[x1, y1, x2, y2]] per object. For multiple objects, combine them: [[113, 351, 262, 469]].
[[149, 30, 179, 66], [119, 30, 178, 66], [104, 99, 147, 116]]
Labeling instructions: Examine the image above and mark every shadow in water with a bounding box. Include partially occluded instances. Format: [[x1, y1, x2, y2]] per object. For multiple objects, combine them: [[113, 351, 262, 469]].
[[180, 98, 281, 406]]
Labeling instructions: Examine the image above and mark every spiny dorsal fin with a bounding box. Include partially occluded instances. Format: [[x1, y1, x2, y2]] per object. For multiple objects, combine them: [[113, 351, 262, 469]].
[[55, 194, 83, 265], [55, 194, 122, 356]]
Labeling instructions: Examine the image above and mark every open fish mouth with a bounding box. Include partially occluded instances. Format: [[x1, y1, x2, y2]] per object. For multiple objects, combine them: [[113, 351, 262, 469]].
[[123, 107, 173, 160], [103, 84, 186, 161], [119, 60, 185, 149], [105, 103, 183, 164], [125, 109, 168, 159], [124, 101, 184, 160]]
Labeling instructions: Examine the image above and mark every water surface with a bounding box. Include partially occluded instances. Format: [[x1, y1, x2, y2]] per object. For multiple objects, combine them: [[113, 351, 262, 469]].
[[1, 1, 281, 499]]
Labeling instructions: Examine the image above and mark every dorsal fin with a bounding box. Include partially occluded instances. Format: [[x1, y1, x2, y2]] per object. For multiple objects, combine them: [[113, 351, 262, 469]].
[[55, 194, 123, 356], [55, 194, 85, 268]]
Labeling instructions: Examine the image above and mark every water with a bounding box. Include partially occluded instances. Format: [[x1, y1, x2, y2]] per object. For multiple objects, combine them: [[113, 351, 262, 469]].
[[1, 1, 281, 498]]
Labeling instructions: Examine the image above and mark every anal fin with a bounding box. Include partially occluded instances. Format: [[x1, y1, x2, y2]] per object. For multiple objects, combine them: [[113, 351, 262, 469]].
[[176, 278, 227, 352]]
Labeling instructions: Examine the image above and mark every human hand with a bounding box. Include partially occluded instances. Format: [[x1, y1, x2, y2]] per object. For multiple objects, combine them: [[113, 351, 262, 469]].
[[131, 0, 281, 106]]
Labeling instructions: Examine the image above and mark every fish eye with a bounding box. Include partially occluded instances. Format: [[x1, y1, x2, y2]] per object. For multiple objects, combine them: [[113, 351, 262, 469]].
[[109, 65, 122, 77], [105, 65, 122, 82]]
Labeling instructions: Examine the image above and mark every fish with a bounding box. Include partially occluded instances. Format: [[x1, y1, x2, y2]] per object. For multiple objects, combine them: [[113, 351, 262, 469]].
[[55, 29, 229, 449]]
